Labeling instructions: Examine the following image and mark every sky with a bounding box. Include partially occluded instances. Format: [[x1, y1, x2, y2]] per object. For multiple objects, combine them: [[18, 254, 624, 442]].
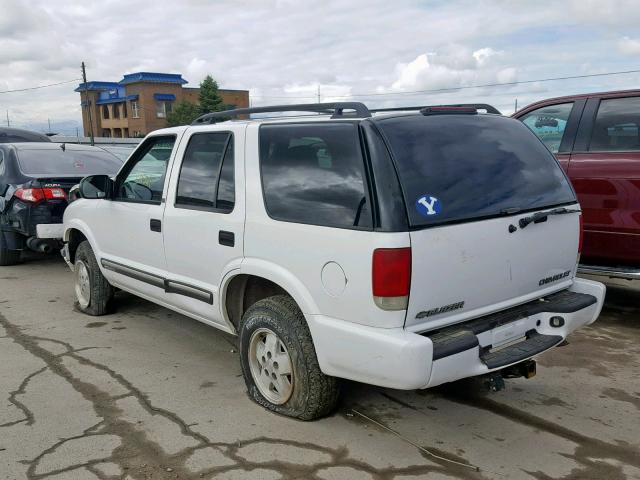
[[1, 0, 640, 135]]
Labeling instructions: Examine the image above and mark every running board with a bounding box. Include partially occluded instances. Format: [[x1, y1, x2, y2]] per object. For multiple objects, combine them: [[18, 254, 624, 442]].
[[480, 332, 562, 369]]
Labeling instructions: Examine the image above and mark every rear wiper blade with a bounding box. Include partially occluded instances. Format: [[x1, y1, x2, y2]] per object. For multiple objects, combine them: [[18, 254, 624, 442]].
[[519, 207, 580, 229]]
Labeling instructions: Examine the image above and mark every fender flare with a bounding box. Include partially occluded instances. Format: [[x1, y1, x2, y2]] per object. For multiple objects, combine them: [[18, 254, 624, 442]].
[[220, 258, 319, 322], [63, 219, 101, 262]]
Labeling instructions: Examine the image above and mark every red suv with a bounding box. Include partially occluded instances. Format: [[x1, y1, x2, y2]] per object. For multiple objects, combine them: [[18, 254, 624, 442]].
[[514, 90, 639, 281]]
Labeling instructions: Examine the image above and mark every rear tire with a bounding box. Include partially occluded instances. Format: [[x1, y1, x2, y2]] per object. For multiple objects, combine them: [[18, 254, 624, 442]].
[[239, 294, 339, 420], [74, 241, 114, 316], [0, 232, 21, 266]]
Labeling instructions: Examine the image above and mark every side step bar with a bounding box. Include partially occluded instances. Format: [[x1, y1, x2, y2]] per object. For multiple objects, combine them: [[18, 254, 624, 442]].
[[480, 332, 562, 369]]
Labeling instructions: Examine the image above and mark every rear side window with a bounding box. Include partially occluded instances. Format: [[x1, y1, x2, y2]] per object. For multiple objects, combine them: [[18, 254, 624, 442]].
[[175, 132, 234, 212], [375, 114, 576, 228], [259, 123, 372, 229], [589, 97, 640, 152], [519, 102, 574, 153]]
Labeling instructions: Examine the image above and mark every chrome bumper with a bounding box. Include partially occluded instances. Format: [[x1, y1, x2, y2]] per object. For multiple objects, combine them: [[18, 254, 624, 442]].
[[578, 264, 640, 281]]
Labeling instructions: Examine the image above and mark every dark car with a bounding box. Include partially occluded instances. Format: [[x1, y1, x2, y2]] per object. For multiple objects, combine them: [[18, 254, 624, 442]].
[[513, 90, 640, 282], [0, 142, 122, 265], [0, 127, 51, 143]]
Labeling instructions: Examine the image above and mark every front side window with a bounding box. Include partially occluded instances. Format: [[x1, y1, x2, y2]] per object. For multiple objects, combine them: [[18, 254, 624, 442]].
[[175, 132, 234, 212], [520, 102, 574, 153], [116, 135, 176, 203], [589, 97, 640, 152], [260, 123, 372, 229]]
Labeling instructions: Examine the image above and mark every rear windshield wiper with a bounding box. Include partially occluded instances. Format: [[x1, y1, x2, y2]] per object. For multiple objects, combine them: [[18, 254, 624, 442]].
[[519, 207, 580, 229]]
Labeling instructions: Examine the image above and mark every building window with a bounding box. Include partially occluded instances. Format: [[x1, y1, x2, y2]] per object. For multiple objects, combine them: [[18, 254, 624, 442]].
[[131, 101, 140, 118], [123, 102, 128, 119], [102, 105, 110, 120], [113, 104, 120, 119], [156, 101, 173, 118]]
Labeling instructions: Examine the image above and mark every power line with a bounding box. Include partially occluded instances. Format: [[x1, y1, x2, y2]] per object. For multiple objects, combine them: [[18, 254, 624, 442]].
[[251, 67, 640, 100], [0, 78, 81, 94]]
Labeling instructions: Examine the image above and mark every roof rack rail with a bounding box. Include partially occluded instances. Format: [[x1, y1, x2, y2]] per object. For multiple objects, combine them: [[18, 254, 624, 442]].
[[192, 102, 372, 125], [370, 103, 502, 115]]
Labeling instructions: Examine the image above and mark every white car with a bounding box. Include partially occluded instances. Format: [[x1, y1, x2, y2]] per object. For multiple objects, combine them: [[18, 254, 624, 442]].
[[62, 102, 605, 420]]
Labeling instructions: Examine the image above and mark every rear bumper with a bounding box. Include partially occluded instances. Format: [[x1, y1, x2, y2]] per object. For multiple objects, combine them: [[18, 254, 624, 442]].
[[306, 278, 605, 390], [36, 223, 64, 239], [578, 264, 640, 281]]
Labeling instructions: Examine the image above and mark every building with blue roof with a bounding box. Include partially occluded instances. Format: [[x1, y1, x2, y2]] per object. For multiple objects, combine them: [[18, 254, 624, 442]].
[[76, 72, 249, 137]]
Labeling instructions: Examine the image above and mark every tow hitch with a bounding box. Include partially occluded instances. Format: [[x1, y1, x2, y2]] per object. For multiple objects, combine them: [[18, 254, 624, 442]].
[[502, 359, 537, 379], [476, 360, 537, 393]]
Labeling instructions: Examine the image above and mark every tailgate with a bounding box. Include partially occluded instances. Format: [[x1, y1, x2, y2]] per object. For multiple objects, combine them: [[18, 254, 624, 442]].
[[405, 210, 581, 331]]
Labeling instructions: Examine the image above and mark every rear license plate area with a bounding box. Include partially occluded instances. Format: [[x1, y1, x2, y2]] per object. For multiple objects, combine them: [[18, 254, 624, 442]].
[[491, 319, 527, 349]]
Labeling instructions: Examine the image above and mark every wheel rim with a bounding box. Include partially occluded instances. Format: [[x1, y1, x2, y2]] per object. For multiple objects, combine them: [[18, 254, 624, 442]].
[[75, 260, 91, 309], [248, 328, 294, 405]]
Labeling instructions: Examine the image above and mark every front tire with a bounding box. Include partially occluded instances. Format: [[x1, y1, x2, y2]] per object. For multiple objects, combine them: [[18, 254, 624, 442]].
[[74, 241, 114, 316], [239, 295, 339, 420], [0, 232, 21, 266]]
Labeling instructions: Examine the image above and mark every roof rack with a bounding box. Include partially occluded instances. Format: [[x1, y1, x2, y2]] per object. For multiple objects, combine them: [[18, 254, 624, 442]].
[[192, 102, 372, 125], [370, 103, 502, 115]]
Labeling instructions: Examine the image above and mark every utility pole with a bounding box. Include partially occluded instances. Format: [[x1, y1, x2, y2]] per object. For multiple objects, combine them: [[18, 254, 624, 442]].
[[47, 118, 51, 132], [81, 62, 95, 145], [317, 84, 321, 103], [514, 98, 518, 113], [5, 110, 9, 127]]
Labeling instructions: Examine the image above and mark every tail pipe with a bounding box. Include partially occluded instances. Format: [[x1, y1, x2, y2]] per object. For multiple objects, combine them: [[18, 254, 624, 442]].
[[26, 237, 53, 254]]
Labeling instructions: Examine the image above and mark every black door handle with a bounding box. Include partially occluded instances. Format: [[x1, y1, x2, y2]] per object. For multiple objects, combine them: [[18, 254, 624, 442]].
[[150, 219, 162, 232], [219, 230, 234, 247]]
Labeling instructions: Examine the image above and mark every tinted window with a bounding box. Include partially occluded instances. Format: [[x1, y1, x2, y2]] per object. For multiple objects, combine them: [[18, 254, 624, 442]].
[[176, 132, 234, 212], [376, 114, 575, 228], [520, 102, 573, 153], [16, 147, 122, 176], [260, 123, 371, 229], [589, 97, 640, 152], [116, 136, 175, 202]]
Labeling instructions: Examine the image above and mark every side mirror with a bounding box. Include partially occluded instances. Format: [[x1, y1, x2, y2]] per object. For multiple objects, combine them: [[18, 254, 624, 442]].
[[79, 175, 114, 200]]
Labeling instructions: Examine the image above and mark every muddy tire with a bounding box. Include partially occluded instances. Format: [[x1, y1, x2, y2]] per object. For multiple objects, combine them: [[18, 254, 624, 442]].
[[74, 241, 114, 316], [239, 294, 339, 420]]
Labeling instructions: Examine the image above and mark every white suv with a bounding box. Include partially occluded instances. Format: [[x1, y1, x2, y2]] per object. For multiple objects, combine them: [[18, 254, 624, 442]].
[[62, 102, 605, 420]]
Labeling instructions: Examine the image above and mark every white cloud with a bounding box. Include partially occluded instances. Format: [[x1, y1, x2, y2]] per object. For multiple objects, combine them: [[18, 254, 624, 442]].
[[384, 47, 513, 93], [618, 36, 640, 56], [1, 0, 639, 132]]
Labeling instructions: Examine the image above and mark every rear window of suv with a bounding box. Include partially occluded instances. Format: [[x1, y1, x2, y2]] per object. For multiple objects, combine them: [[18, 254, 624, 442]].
[[17, 147, 122, 176], [375, 114, 576, 228]]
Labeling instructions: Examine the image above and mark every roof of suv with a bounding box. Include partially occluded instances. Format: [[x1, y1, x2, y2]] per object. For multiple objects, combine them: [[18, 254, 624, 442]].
[[515, 89, 640, 115]]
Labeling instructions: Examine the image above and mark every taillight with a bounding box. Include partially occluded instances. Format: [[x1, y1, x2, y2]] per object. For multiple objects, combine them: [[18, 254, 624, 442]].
[[372, 247, 411, 311], [578, 214, 583, 254], [14, 188, 67, 203], [577, 213, 583, 264]]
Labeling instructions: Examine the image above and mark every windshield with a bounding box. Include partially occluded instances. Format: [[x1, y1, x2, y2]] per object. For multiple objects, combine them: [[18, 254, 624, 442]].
[[17, 147, 123, 176], [374, 114, 576, 228]]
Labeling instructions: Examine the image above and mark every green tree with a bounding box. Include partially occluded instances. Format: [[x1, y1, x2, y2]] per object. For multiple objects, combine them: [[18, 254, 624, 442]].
[[198, 75, 225, 114], [166, 100, 200, 126]]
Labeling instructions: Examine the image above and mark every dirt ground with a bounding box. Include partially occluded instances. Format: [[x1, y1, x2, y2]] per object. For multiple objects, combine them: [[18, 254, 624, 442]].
[[1, 255, 638, 480]]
